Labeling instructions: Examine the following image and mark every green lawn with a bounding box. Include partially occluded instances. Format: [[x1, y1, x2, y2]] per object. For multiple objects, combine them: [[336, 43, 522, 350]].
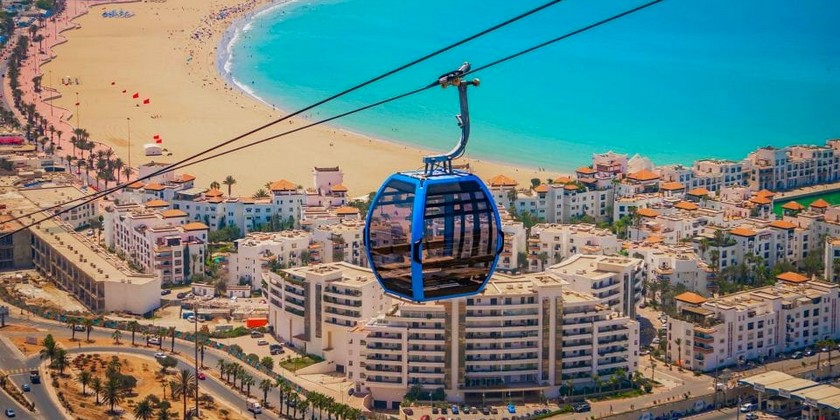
[[280, 355, 323, 371]]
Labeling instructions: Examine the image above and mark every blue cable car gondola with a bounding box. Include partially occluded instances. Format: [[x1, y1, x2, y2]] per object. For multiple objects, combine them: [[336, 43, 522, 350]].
[[364, 63, 503, 302]]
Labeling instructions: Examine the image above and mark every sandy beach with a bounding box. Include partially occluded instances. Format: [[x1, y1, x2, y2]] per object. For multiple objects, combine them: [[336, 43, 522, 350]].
[[40, 0, 549, 196]]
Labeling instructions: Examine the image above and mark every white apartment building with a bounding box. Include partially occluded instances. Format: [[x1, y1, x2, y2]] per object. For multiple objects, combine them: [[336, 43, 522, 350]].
[[348, 271, 639, 408], [549, 254, 642, 319], [530, 223, 620, 269], [659, 159, 747, 193], [628, 204, 723, 244], [629, 243, 714, 296], [745, 142, 840, 191], [487, 175, 614, 224], [311, 219, 368, 267], [265, 263, 392, 370], [19, 185, 98, 229], [666, 273, 840, 372], [497, 219, 526, 273], [824, 237, 840, 283], [229, 230, 315, 287], [29, 214, 160, 314], [103, 203, 208, 284]]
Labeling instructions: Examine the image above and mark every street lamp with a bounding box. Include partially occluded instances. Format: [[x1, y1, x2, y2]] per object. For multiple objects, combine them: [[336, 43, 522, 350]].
[[193, 301, 200, 417], [126, 117, 131, 170]]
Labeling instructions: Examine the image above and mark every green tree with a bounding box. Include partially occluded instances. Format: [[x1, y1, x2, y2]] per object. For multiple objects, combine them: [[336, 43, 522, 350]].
[[129, 321, 139, 346], [260, 356, 274, 371], [133, 396, 155, 420], [222, 175, 237, 196], [112, 329, 122, 344], [103, 375, 123, 413], [155, 401, 173, 420], [91, 376, 103, 404], [83, 318, 95, 342], [170, 369, 196, 416], [40, 334, 57, 362], [52, 348, 69, 375], [76, 371, 92, 395], [259, 378, 275, 405]]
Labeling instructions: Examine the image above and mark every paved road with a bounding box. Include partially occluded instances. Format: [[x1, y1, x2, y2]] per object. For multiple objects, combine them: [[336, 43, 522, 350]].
[[9, 313, 283, 419], [0, 334, 37, 420]]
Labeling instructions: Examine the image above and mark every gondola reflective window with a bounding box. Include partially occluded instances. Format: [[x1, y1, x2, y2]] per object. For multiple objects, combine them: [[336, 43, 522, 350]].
[[365, 173, 502, 302]]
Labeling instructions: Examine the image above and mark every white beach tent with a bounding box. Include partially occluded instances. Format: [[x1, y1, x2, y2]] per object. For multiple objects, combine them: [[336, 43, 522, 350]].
[[144, 143, 162, 156]]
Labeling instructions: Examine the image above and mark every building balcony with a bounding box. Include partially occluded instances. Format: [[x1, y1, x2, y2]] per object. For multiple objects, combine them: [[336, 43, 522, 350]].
[[323, 296, 362, 308], [366, 344, 402, 353], [323, 287, 361, 297], [693, 345, 714, 354]]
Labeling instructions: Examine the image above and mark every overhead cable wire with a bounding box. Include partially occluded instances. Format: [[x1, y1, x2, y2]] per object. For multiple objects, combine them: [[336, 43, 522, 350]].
[[2, 0, 668, 239]]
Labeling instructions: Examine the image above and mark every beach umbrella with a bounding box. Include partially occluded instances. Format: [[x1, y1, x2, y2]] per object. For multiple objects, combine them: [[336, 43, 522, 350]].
[[143, 98, 150, 105], [132, 92, 139, 98]]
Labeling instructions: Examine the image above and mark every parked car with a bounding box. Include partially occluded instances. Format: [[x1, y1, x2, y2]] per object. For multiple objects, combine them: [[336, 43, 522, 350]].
[[440, 407, 447, 414], [573, 402, 591, 413], [161, 289, 172, 296], [197, 372, 206, 380], [21, 384, 29, 392], [270, 344, 284, 355], [490, 407, 498, 415], [176, 292, 187, 299], [481, 407, 490, 415], [451, 406, 459, 414], [4, 409, 15, 418], [740, 403, 755, 413], [402, 409, 414, 416], [187, 316, 196, 323], [804, 348, 815, 356], [250, 330, 265, 338], [432, 408, 439, 415], [420, 415, 430, 420], [791, 351, 804, 359], [257, 339, 269, 346], [148, 336, 162, 345], [507, 404, 516, 414], [74, 325, 85, 332], [745, 413, 758, 420]]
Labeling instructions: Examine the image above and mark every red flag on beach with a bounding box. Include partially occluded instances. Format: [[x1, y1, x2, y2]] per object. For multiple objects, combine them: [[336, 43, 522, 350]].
[[132, 92, 139, 99], [153, 134, 160, 139], [143, 98, 150, 105], [155, 138, 163, 144]]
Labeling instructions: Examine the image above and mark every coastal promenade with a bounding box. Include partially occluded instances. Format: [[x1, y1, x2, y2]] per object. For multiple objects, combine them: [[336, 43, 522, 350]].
[[773, 180, 840, 201]]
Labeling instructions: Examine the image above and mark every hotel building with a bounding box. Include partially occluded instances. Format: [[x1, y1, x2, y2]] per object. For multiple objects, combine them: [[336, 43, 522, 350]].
[[529, 223, 620, 269], [549, 254, 642, 319], [665, 273, 840, 372]]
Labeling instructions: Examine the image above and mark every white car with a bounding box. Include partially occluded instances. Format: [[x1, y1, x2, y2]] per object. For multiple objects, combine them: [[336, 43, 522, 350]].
[[740, 403, 755, 412], [187, 316, 196, 323], [154, 352, 167, 359], [148, 336, 162, 345]]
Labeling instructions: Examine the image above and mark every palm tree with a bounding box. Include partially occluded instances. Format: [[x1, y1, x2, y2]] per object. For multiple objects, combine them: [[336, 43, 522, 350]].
[[217, 359, 227, 382], [157, 327, 166, 350], [122, 165, 134, 182], [169, 327, 176, 352], [56, 129, 63, 150], [209, 181, 220, 190], [242, 373, 255, 395], [40, 334, 57, 362], [133, 396, 154, 420], [83, 318, 94, 342], [91, 376, 103, 404], [299, 399, 310, 420], [592, 374, 603, 394], [675, 338, 683, 368], [222, 175, 236, 196], [277, 379, 289, 415], [253, 189, 269, 199], [259, 378, 274, 405], [76, 371, 92, 395], [53, 348, 69, 375], [67, 318, 79, 340], [113, 158, 125, 182], [156, 401, 173, 420], [170, 369, 196, 416], [158, 377, 169, 400], [129, 321, 139, 346], [103, 375, 123, 413], [290, 393, 299, 420], [112, 329, 122, 344]]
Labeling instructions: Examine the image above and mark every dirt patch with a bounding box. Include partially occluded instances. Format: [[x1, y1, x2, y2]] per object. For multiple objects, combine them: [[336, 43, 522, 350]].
[[10, 335, 111, 356], [50, 353, 233, 420], [13, 282, 88, 313], [0, 324, 41, 333]]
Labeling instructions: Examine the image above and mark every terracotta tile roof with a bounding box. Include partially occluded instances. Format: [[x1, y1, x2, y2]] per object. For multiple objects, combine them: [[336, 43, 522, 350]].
[[330, 184, 349, 193], [644, 235, 664, 244], [769, 220, 796, 230], [687, 187, 710, 197], [675, 292, 707, 305], [576, 167, 596, 175], [205, 189, 224, 197], [674, 201, 699, 211], [269, 179, 298, 192], [335, 206, 360, 215], [776, 271, 809, 283], [183, 222, 209, 231], [534, 184, 549, 193], [627, 169, 660, 182], [636, 208, 659, 218], [660, 182, 684, 191], [172, 173, 196, 183], [160, 209, 187, 219], [810, 198, 830, 209], [126, 181, 145, 190], [756, 189, 775, 198], [207, 198, 224, 204], [145, 199, 169, 208], [730, 227, 757, 237], [781, 201, 805, 211], [563, 184, 580, 191], [749, 196, 772, 205], [143, 182, 165, 191], [488, 174, 518, 187], [552, 176, 573, 184]]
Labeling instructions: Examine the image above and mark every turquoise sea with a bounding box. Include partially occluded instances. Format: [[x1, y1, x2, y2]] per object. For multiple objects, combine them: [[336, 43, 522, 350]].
[[226, 0, 840, 171]]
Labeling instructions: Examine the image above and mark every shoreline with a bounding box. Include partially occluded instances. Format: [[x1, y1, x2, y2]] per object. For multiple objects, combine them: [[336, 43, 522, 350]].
[[214, 0, 555, 177]]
